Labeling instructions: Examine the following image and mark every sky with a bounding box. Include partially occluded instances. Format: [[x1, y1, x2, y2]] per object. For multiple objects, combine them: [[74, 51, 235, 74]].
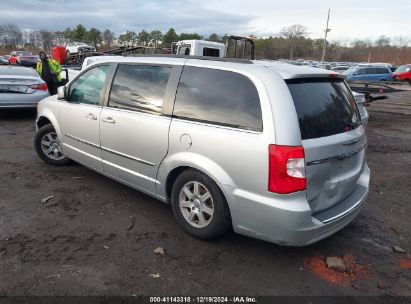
[[2, 0, 410, 42]]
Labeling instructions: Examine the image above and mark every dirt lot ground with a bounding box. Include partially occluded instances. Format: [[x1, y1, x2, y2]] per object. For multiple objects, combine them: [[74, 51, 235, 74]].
[[0, 90, 410, 298]]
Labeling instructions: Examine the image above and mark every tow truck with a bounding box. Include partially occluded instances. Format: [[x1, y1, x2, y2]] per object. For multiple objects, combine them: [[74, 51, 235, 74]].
[[57, 35, 256, 84]]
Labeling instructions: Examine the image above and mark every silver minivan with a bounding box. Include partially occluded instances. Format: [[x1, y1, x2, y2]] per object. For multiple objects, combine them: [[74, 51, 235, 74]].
[[35, 56, 370, 246]]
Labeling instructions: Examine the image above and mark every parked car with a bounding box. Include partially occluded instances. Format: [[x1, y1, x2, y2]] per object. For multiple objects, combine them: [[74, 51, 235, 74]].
[[318, 63, 331, 70], [9, 50, 39, 67], [65, 42, 96, 56], [331, 65, 349, 72], [392, 64, 411, 85], [352, 91, 369, 127], [0, 66, 49, 108], [34, 56, 369, 246], [343, 66, 393, 82], [0, 56, 9, 65]]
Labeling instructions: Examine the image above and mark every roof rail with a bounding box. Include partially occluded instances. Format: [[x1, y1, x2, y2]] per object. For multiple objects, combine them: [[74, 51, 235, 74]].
[[125, 54, 254, 64]]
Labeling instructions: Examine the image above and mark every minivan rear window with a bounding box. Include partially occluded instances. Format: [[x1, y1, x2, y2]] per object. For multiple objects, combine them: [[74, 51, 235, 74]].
[[286, 78, 361, 140]]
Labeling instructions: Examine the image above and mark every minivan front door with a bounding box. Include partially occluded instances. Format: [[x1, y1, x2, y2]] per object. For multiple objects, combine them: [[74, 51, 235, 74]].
[[99, 64, 180, 195], [59, 64, 111, 171]]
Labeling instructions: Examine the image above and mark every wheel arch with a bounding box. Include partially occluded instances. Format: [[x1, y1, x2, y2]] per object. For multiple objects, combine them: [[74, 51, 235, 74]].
[[36, 108, 63, 141], [158, 152, 236, 204], [36, 116, 51, 129]]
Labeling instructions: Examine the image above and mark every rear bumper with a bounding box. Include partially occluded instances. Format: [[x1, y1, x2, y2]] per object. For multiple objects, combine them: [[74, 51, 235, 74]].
[[19, 61, 37, 68], [224, 164, 370, 246], [0, 91, 49, 109]]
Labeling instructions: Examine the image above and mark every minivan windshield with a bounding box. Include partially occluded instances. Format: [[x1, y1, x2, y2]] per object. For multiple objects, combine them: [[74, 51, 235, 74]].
[[286, 78, 361, 140]]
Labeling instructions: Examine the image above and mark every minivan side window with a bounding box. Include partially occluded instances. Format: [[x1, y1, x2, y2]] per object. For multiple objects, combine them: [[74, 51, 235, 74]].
[[377, 68, 389, 74], [68, 65, 110, 105], [108, 64, 171, 115], [355, 68, 366, 75], [173, 66, 263, 131]]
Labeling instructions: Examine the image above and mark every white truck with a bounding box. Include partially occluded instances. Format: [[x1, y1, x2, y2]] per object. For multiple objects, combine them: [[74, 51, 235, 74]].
[[173, 40, 225, 57], [60, 36, 254, 84]]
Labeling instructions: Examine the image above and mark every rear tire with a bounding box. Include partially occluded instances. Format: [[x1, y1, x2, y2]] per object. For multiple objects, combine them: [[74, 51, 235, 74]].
[[34, 124, 71, 166], [404, 79, 411, 86], [171, 169, 231, 240]]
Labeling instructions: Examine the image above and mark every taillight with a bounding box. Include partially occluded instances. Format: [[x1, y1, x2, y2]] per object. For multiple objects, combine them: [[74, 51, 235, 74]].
[[268, 145, 306, 194], [31, 83, 48, 91]]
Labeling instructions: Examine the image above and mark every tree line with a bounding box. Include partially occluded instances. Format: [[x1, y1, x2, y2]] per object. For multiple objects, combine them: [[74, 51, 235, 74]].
[[1, 23, 410, 65]]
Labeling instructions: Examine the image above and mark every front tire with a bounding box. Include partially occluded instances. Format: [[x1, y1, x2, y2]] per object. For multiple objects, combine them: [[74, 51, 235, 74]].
[[171, 169, 231, 240], [34, 124, 70, 166]]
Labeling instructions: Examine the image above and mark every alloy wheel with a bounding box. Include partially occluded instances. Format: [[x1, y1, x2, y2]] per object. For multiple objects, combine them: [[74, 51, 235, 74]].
[[179, 181, 214, 228], [40, 132, 64, 160]]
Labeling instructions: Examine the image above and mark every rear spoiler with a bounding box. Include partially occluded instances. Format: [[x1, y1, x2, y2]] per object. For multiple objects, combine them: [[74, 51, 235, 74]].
[[285, 73, 345, 80]]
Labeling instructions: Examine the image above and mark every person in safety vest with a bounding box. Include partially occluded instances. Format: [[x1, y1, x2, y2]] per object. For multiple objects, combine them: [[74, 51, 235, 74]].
[[36, 51, 62, 95]]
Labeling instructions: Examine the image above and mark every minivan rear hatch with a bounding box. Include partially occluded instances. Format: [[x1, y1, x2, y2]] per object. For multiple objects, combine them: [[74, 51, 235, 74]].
[[286, 78, 366, 214]]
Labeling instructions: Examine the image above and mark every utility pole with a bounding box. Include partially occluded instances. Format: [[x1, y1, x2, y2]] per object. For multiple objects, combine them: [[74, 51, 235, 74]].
[[321, 8, 331, 62]]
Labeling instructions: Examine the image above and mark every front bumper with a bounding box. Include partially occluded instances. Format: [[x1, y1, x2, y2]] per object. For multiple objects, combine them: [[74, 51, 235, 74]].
[[223, 164, 370, 246]]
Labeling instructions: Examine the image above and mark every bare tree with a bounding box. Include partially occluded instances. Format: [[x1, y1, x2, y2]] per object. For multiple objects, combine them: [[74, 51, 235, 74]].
[[102, 29, 115, 49], [0, 24, 23, 49], [375, 35, 390, 48], [54, 31, 69, 46], [39, 30, 54, 51], [393, 36, 410, 48], [279, 24, 308, 59]]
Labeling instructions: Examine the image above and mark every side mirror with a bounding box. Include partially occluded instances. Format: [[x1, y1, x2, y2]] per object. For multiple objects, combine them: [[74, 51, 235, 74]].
[[352, 72, 358, 76], [57, 86, 66, 100], [59, 68, 69, 85]]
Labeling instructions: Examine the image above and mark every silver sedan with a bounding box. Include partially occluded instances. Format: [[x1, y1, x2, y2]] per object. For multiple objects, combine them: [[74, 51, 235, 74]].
[[0, 66, 49, 109]]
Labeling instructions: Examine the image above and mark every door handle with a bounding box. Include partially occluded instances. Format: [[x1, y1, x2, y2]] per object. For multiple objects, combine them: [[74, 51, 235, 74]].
[[86, 113, 97, 120], [102, 117, 116, 124]]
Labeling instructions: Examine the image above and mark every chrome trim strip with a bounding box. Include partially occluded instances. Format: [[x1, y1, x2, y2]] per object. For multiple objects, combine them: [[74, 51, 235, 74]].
[[65, 134, 100, 149], [307, 143, 366, 166], [102, 159, 158, 183], [342, 136, 363, 146], [321, 194, 366, 224], [65, 134, 156, 167], [101, 146, 156, 167], [171, 117, 262, 134], [62, 143, 102, 163]]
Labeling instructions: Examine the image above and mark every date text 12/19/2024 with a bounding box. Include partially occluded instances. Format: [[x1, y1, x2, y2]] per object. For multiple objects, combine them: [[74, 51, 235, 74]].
[[150, 297, 258, 303]]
